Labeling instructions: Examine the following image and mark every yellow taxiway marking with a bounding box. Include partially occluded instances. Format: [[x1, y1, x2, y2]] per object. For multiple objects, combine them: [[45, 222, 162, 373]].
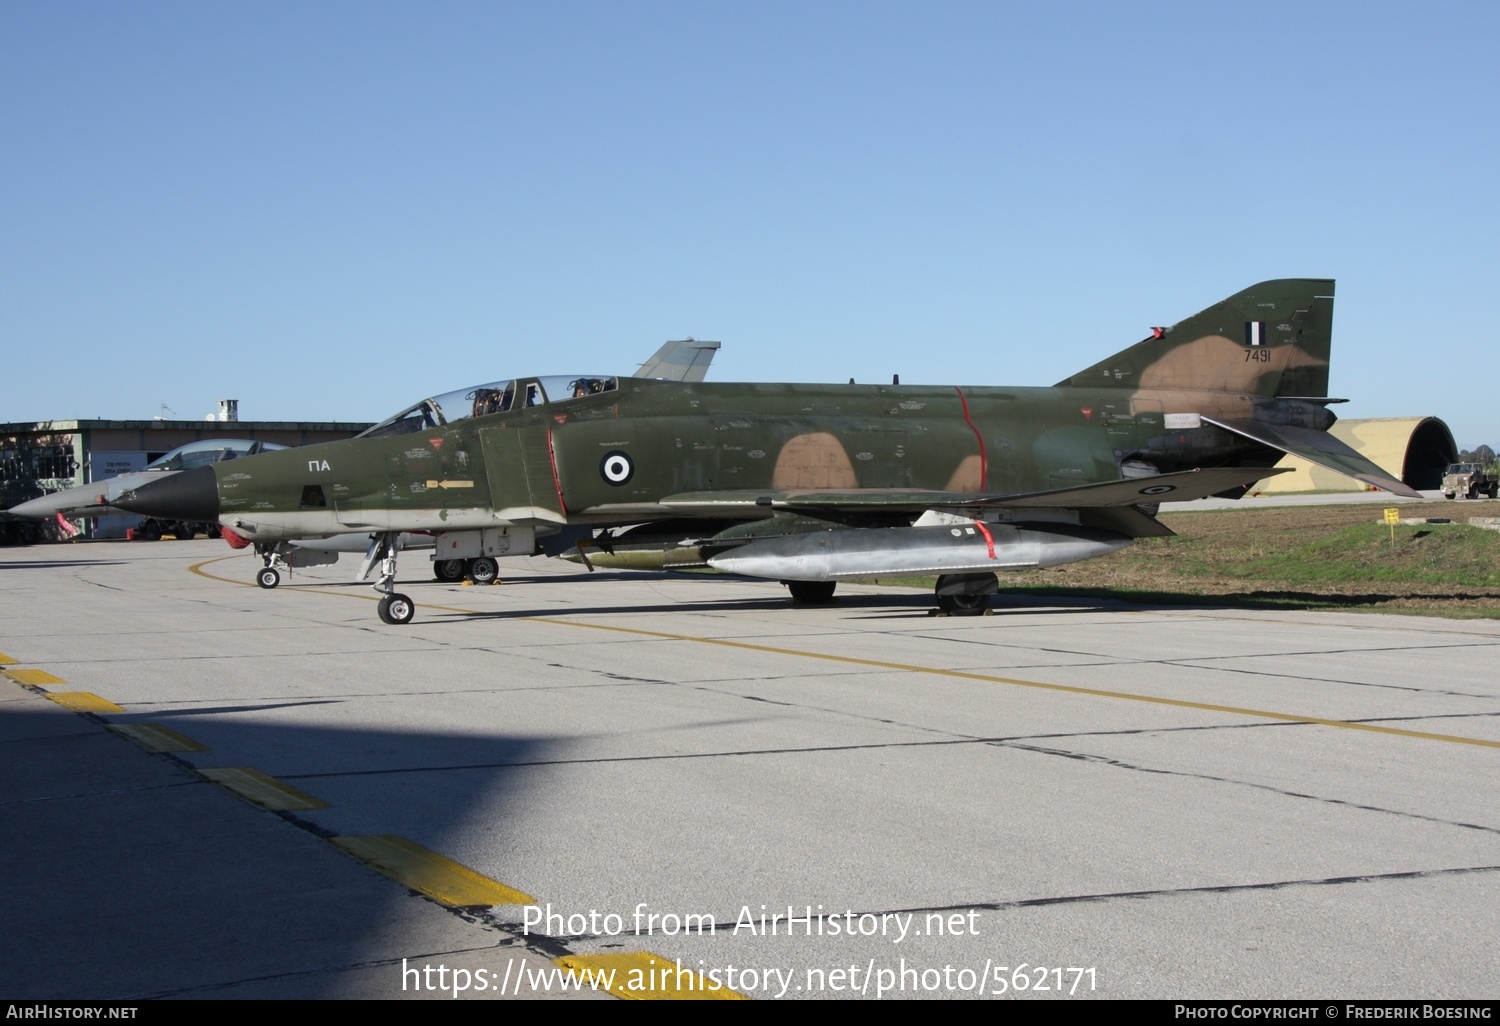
[[0, 652, 16, 665], [537, 618, 1500, 750], [110, 723, 208, 752], [554, 953, 747, 1001], [45, 691, 123, 713], [199, 767, 329, 810], [5, 668, 67, 686], [331, 835, 535, 907], [187, 556, 1500, 750]]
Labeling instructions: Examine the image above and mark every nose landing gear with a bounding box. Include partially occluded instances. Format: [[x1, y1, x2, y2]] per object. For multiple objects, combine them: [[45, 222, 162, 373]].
[[364, 532, 416, 625]]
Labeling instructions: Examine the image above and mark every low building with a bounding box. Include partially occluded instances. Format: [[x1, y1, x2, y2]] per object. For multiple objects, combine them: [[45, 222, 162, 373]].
[[1, 417, 370, 541]]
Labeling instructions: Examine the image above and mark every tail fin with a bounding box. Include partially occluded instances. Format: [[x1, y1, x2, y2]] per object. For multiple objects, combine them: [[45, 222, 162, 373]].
[[1056, 279, 1335, 398]]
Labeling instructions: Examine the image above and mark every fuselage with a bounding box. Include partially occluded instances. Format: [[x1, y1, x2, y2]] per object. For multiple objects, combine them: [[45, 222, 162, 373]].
[[166, 377, 1294, 544]]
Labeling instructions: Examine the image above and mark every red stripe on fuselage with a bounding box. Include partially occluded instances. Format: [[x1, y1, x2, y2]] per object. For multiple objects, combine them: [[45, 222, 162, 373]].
[[545, 427, 570, 516], [953, 386, 988, 490]]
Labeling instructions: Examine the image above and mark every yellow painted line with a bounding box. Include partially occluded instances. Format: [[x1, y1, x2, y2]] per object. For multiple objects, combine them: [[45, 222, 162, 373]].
[[331, 835, 534, 907], [199, 767, 329, 810], [187, 557, 1500, 749], [5, 668, 67, 686], [46, 691, 123, 713], [523, 617, 1500, 750], [109, 723, 208, 752], [0, 652, 16, 665], [554, 953, 747, 1001]]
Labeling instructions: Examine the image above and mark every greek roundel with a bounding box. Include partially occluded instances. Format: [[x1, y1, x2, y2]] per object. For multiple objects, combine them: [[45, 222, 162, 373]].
[[600, 451, 634, 486]]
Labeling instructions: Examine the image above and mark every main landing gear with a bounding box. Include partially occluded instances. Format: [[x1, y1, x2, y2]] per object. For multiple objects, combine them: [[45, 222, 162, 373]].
[[431, 556, 500, 585], [785, 580, 837, 605], [778, 573, 999, 615], [932, 572, 998, 616], [433, 559, 466, 582], [366, 531, 416, 625]]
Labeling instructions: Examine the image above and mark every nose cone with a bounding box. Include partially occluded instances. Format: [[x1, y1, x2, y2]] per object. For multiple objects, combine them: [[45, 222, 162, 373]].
[[8, 490, 85, 518], [117, 465, 220, 521]]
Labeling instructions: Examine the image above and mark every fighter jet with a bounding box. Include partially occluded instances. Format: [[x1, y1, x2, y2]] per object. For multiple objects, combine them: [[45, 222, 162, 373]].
[[7, 438, 290, 538], [118, 280, 1418, 623]]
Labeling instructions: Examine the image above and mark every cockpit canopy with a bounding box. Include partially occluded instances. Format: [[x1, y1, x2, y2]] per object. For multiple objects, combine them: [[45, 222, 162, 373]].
[[145, 438, 289, 471], [360, 375, 621, 439]]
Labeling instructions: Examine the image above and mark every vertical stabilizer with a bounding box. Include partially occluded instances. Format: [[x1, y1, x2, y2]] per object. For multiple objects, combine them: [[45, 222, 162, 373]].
[[1056, 279, 1335, 398]]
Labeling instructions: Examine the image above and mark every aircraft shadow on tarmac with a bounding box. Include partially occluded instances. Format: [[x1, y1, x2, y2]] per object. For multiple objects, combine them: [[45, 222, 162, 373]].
[[0, 560, 131, 571], [4, 699, 570, 999], [986, 588, 1500, 614]]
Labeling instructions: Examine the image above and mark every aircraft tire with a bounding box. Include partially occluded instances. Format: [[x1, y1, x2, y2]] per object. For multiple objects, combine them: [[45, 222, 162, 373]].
[[176, 524, 196, 541], [786, 581, 837, 604], [934, 572, 997, 616], [256, 567, 280, 589], [378, 593, 416, 625], [434, 559, 466, 582], [936, 592, 990, 616], [138, 520, 162, 541], [467, 557, 499, 585]]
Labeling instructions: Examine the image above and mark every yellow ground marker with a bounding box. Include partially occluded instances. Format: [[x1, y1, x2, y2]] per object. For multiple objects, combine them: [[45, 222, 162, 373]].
[[331, 835, 535, 907], [199, 767, 329, 810], [45, 691, 123, 713], [0, 652, 16, 665], [109, 723, 208, 752], [5, 668, 67, 686], [554, 953, 747, 1001]]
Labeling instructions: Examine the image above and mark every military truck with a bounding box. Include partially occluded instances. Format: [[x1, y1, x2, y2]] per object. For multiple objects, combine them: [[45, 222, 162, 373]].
[[1441, 463, 1499, 500]]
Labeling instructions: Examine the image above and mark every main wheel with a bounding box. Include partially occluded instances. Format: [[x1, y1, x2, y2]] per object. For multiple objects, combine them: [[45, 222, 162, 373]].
[[138, 520, 161, 541], [433, 559, 465, 582], [175, 524, 196, 541], [256, 567, 280, 589], [378, 593, 415, 625], [467, 556, 499, 584], [936, 592, 990, 615], [933, 572, 997, 616], [787, 580, 837, 604]]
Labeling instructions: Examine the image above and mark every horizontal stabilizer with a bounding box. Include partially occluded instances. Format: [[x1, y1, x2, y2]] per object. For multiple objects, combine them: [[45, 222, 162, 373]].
[[661, 466, 1287, 517], [1202, 417, 1420, 497]]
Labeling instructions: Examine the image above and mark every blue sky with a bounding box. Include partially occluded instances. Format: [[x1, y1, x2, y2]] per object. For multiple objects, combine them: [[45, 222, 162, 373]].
[[4, 1, 1497, 448]]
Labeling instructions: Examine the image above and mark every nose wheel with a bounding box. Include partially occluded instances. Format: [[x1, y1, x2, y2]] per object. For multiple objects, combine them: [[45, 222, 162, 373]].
[[366, 531, 417, 625], [378, 593, 415, 624], [254, 542, 291, 588]]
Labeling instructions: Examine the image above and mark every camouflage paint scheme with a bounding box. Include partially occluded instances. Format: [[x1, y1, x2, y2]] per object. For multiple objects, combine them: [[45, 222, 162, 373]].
[[119, 279, 1418, 620]]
